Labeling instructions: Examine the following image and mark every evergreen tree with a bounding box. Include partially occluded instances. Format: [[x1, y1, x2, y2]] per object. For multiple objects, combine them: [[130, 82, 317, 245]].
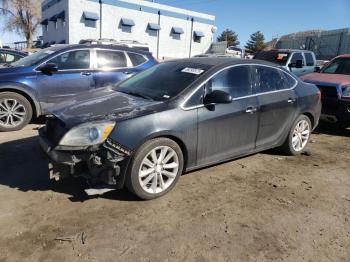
[[217, 29, 240, 47], [245, 31, 266, 54]]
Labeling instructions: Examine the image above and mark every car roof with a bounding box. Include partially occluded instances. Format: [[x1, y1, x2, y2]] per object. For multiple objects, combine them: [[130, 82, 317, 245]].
[[48, 44, 152, 55], [167, 57, 279, 69]]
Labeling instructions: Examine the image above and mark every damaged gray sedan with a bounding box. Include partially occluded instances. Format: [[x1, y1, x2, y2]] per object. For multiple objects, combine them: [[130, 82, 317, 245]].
[[39, 58, 321, 200]]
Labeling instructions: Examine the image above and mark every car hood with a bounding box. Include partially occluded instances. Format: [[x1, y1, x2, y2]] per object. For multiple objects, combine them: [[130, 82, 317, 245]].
[[301, 73, 350, 86], [50, 87, 165, 127]]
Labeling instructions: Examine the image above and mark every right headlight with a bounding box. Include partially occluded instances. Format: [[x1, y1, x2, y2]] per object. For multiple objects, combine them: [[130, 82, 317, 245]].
[[342, 86, 350, 98], [59, 121, 116, 147]]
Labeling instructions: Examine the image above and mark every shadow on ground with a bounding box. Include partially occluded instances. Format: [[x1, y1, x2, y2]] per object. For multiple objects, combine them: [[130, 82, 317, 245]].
[[314, 122, 350, 137], [0, 136, 139, 202]]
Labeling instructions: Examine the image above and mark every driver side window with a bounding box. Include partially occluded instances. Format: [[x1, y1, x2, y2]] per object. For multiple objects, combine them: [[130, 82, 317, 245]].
[[48, 50, 90, 70], [207, 65, 252, 98], [290, 52, 304, 67]]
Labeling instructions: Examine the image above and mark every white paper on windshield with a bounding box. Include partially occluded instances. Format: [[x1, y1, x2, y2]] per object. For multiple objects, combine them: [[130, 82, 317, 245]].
[[181, 67, 205, 75], [44, 50, 55, 54]]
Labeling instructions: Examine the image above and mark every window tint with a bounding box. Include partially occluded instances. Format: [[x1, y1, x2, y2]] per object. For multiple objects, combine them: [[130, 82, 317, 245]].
[[97, 50, 127, 68], [128, 52, 147, 66], [207, 66, 252, 98], [281, 71, 297, 89], [304, 53, 314, 66], [184, 87, 204, 108], [255, 66, 292, 92], [290, 52, 304, 65], [49, 50, 90, 70], [321, 58, 350, 75]]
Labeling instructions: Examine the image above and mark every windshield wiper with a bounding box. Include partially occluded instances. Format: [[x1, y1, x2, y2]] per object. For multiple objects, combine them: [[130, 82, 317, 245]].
[[120, 91, 153, 100]]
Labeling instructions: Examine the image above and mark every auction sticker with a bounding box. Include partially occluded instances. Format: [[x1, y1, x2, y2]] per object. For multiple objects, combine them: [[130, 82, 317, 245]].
[[181, 67, 205, 75]]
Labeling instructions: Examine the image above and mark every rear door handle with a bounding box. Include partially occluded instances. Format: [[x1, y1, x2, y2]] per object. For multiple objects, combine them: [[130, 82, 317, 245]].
[[123, 71, 133, 75], [81, 72, 91, 76], [287, 98, 296, 104], [245, 107, 257, 114]]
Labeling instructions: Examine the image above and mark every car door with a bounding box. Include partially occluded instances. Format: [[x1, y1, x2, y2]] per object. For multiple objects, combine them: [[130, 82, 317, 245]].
[[196, 65, 259, 166], [253, 65, 298, 149], [93, 49, 135, 88], [303, 52, 316, 74], [288, 52, 306, 76], [35, 49, 94, 110]]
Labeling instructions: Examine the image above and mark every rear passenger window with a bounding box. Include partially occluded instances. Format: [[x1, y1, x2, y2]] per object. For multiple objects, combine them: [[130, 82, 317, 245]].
[[255, 66, 293, 92], [96, 50, 127, 68], [304, 53, 315, 66], [128, 52, 147, 66], [207, 66, 252, 98]]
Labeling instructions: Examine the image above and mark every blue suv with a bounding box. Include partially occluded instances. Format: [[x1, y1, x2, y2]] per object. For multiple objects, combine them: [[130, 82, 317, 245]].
[[0, 44, 158, 131]]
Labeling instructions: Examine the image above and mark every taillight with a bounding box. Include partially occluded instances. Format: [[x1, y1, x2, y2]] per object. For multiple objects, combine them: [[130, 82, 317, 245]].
[[317, 90, 321, 101], [153, 56, 161, 64]]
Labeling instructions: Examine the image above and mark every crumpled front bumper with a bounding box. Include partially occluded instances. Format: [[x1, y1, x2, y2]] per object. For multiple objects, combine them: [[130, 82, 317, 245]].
[[38, 127, 131, 189]]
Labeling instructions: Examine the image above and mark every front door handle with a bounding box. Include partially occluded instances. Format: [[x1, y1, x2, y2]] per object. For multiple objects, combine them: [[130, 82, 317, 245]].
[[123, 71, 133, 75], [245, 107, 257, 114], [81, 72, 91, 76], [287, 98, 296, 104]]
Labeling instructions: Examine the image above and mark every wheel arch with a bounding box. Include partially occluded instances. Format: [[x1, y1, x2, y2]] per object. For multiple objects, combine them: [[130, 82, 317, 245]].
[[302, 112, 315, 128], [0, 86, 41, 117], [134, 132, 189, 171]]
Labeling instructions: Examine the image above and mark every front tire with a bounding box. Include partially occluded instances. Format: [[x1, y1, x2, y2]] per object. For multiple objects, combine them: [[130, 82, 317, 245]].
[[126, 138, 184, 200], [0, 92, 33, 132], [281, 115, 312, 155]]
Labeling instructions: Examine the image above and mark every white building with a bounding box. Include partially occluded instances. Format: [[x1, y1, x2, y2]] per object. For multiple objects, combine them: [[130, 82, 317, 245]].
[[41, 0, 216, 59]]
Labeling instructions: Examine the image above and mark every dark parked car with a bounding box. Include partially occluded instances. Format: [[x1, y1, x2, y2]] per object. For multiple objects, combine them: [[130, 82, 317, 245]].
[[301, 54, 350, 126], [39, 58, 321, 200], [0, 48, 27, 65], [0, 44, 158, 131]]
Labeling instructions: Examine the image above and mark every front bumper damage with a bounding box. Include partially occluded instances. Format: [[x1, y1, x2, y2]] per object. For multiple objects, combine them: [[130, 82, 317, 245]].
[[39, 127, 132, 191]]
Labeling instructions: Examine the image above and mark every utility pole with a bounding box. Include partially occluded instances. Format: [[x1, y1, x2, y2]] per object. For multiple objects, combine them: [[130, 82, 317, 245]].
[[99, 0, 103, 39]]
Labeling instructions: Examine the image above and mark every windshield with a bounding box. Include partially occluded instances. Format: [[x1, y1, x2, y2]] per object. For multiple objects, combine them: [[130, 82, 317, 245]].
[[117, 62, 212, 101], [254, 51, 290, 65], [321, 57, 350, 75], [11, 46, 63, 67]]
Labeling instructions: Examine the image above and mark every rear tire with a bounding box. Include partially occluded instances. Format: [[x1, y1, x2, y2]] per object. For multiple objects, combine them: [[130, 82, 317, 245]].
[[0, 92, 33, 132], [281, 115, 312, 155], [126, 138, 184, 200]]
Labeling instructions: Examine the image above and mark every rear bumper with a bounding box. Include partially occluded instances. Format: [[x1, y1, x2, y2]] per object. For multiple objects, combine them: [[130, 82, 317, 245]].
[[38, 128, 130, 188]]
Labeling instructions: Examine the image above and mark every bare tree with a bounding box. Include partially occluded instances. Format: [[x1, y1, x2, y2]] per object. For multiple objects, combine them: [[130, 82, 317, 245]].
[[0, 0, 41, 48]]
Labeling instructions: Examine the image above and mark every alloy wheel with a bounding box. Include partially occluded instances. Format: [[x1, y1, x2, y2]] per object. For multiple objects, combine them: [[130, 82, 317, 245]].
[[0, 98, 27, 128], [138, 146, 179, 194], [292, 119, 310, 152]]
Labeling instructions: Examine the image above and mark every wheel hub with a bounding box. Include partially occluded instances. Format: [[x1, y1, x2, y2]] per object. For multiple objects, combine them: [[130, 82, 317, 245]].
[[138, 146, 179, 194]]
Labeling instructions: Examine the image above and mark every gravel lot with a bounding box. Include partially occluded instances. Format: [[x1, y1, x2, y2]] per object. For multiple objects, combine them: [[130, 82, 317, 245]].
[[0, 122, 349, 262]]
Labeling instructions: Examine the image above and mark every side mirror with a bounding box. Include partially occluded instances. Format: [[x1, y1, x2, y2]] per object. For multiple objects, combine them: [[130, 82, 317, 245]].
[[289, 59, 303, 69], [314, 66, 321, 73], [204, 90, 232, 105], [37, 63, 58, 74]]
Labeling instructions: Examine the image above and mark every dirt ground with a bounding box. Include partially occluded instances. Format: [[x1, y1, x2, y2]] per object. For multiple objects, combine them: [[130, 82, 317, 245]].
[[0, 122, 349, 262]]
